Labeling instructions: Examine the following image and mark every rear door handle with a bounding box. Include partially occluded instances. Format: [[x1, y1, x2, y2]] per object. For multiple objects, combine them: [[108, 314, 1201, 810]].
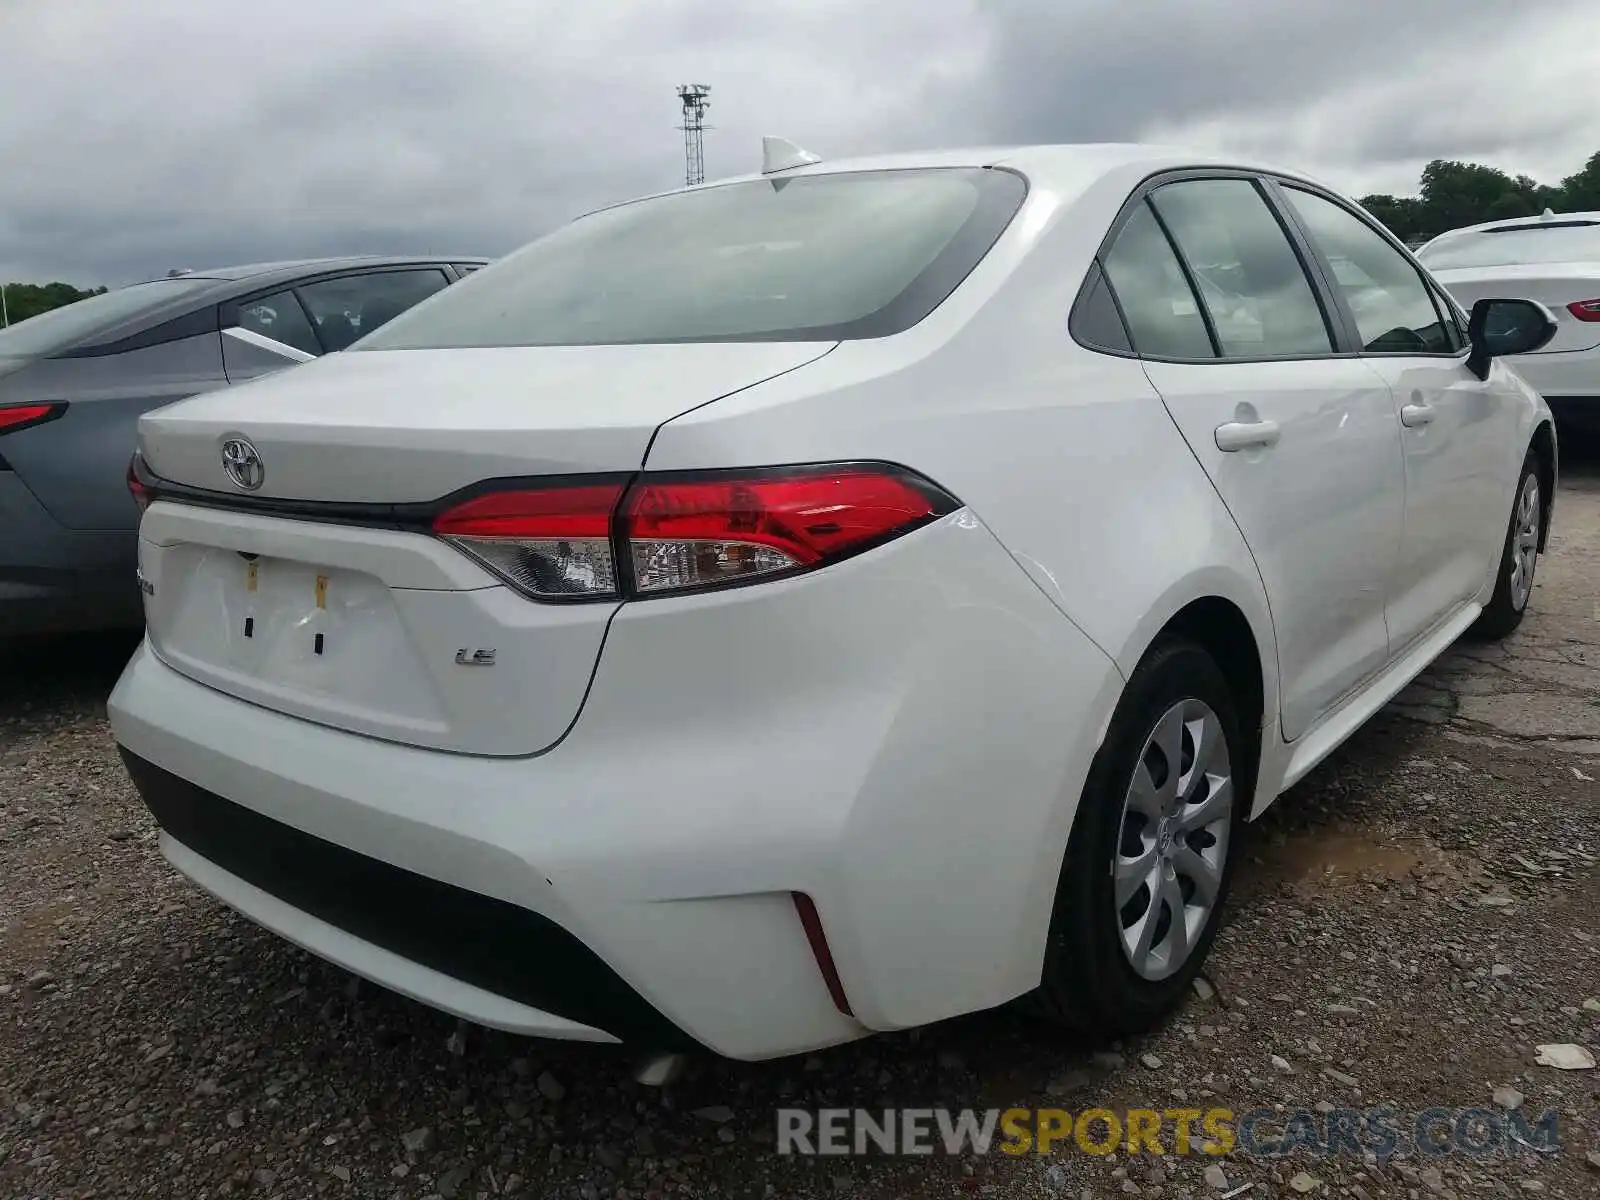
[[1214, 419, 1281, 452], [1401, 403, 1436, 427]]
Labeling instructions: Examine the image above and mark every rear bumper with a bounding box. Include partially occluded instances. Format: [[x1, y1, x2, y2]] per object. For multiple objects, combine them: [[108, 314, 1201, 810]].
[[122, 749, 664, 1046], [109, 511, 1124, 1059], [0, 473, 141, 636], [1507, 349, 1599, 400]]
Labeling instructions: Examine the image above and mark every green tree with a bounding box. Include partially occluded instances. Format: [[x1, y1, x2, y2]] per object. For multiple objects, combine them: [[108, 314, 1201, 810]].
[[1358, 150, 1600, 242], [1558, 151, 1600, 211], [1417, 160, 1528, 232], [1358, 194, 1429, 242], [0, 281, 106, 326], [1484, 192, 1535, 222]]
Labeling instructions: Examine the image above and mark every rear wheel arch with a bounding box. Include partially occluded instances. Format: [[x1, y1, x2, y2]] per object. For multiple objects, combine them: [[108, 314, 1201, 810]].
[[1161, 597, 1265, 736], [1150, 597, 1266, 805], [1529, 420, 1556, 551], [1113, 586, 1274, 784]]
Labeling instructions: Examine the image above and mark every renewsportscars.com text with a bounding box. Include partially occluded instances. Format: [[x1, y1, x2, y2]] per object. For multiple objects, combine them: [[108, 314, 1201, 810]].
[[776, 1106, 1561, 1160]]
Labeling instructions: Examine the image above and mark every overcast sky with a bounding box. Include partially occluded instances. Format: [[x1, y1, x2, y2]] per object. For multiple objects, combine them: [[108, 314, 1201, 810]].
[[3, 0, 1597, 287]]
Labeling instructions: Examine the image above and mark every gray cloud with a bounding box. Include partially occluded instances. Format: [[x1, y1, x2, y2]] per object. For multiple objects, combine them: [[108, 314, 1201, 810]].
[[2, 0, 1596, 287]]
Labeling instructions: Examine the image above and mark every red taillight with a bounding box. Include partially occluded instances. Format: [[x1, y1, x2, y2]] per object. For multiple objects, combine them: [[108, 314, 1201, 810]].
[[1566, 299, 1600, 322], [127, 456, 151, 514], [0, 402, 64, 434], [432, 482, 626, 599], [428, 464, 956, 601], [623, 467, 944, 595]]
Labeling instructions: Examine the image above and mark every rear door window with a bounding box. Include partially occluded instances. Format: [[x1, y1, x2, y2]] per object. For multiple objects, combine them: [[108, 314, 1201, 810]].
[[237, 291, 320, 356], [1101, 202, 1215, 359], [1148, 178, 1334, 358], [296, 269, 450, 351]]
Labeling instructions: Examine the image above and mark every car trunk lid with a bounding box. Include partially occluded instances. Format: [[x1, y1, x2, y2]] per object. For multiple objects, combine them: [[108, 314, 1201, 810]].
[[1431, 262, 1600, 354], [139, 342, 835, 500], [135, 341, 835, 755]]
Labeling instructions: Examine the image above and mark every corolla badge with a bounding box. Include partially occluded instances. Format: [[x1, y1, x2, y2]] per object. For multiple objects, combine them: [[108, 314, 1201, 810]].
[[220, 436, 265, 491]]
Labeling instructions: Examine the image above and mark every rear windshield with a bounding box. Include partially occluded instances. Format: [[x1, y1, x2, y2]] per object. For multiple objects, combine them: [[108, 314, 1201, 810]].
[[1417, 223, 1600, 270], [0, 278, 212, 358], [359, 168, 1027, 347]]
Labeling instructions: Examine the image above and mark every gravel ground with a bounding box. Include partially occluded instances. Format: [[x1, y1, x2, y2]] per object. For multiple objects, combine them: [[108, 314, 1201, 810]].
[[3, 442, 1598, 1200]]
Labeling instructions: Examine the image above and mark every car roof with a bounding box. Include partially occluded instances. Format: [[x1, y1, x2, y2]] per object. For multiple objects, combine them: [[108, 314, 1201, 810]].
[[155, 254, 490, 287], [581, 142, 1339, 219], [1425, 211, 1600, 241]]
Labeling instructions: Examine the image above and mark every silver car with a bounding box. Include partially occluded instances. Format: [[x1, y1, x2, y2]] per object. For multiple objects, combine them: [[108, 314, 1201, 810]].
[[0, 256, 486, 635]]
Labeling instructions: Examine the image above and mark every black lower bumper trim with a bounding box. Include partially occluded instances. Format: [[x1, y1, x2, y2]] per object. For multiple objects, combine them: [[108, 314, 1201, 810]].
[[119, 748, 697, 1049]]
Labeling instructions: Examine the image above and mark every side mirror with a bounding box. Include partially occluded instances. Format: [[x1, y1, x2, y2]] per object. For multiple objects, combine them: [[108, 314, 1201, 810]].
[[1466, 297, 1557, 381]]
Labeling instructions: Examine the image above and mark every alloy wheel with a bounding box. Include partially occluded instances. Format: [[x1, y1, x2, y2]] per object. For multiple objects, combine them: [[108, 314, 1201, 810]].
[[1113, 698, 1233, 981], [1508, 474, 1540, 612]]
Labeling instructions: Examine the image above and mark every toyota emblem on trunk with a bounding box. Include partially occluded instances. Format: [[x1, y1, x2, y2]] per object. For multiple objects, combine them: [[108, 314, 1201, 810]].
[[220, 437, 265, 491]]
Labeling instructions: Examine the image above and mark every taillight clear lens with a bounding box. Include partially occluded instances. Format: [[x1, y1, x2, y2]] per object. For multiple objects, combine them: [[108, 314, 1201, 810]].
[[432, 483, 625, 599], [621, 467, 949, 595], [1566, 298, 1600, 322]]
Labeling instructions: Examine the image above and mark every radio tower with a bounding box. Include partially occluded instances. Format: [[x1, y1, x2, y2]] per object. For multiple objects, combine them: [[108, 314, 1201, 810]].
[[677, 85, 711, 186]]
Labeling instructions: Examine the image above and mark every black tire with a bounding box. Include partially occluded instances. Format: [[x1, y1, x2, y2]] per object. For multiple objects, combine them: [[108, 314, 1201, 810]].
[[1028, 638, 1247, 1034], [1472, 450, 1542, 641]]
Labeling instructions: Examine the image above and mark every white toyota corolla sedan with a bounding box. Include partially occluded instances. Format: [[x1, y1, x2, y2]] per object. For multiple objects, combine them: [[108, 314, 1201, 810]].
[[111, 141, 1559, 1062]]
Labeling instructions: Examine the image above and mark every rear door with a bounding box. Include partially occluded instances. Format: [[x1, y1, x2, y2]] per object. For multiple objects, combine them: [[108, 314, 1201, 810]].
[[1101, 174, 1407, 740], [1278, 185, 1514, 651]]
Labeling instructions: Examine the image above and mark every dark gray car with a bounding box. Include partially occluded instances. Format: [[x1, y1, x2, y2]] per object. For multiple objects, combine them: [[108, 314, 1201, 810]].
[[0, 255, 487, 635]]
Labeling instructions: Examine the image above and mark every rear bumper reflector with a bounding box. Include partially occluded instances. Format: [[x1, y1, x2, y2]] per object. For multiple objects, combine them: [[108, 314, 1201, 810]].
[[791, 891, 853, 1017]]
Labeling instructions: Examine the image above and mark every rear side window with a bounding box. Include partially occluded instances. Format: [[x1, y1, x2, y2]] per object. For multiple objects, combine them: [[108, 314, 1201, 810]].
[[0, 277, 210, 359], [237, 291, 320, 356], [297, 269, 450, 351], [1149, 179, 1334, 358], [1071, 263, 1133, 353], [357, 168, 1027, 347], [1284, 188, 1454, 354], [1102, 202, 1215, 359]]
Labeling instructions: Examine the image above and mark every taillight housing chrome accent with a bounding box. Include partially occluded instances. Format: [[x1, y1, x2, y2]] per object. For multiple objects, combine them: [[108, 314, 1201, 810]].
[[428, 463, 960, 602], [1566, 298, 1600, 323]]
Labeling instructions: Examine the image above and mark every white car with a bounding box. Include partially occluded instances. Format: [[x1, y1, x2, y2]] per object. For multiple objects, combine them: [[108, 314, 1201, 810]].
[[110, 141, 1559, 1062], [1417, 210, 1600, 434]]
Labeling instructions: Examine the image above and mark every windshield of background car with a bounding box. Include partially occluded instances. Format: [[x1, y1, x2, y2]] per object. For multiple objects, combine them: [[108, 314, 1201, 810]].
[[358, 168, 1028, 347], [1416, 224, 1600, 270], [0, 278, 212, 358]]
